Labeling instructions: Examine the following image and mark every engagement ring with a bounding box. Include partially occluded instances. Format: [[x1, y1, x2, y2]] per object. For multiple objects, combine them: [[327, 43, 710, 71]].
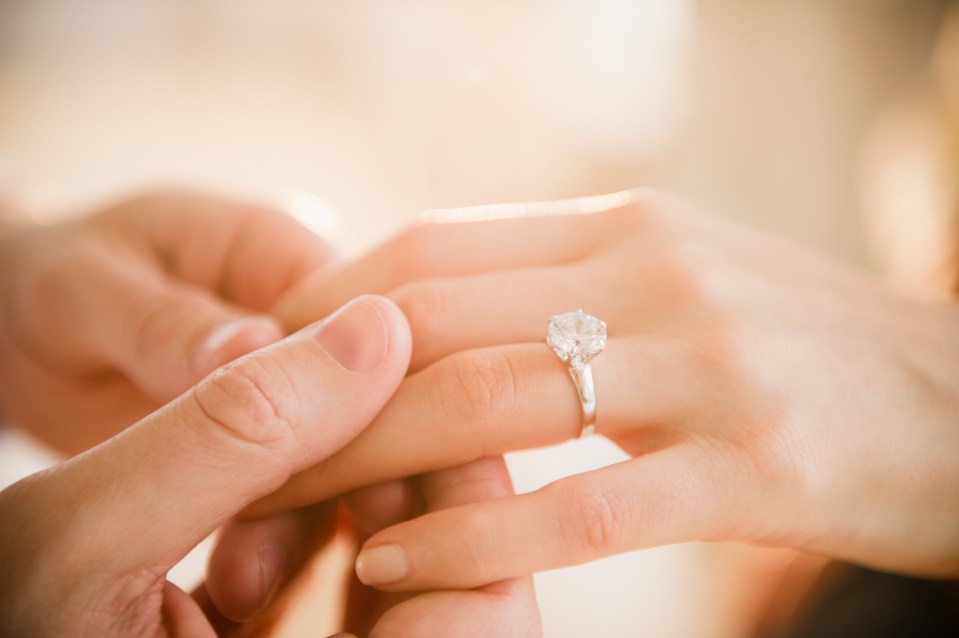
[[547, 309, 607, 438]]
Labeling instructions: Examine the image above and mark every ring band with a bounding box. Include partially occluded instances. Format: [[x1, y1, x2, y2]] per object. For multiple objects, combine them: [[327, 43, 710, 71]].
[[547, 309, 607, 438], [567, 362, 597, 438]]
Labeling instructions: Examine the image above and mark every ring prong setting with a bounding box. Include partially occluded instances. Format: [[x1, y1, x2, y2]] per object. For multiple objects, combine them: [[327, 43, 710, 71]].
[[547, 309, 607, 367]]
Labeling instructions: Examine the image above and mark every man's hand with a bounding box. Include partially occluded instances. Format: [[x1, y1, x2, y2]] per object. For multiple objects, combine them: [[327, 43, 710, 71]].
[[0, 296, 411, 637], [0, 190, 336, 453]]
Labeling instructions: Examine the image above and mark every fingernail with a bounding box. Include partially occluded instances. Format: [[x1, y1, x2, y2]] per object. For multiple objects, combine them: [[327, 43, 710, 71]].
[[257, 543, 287, 606], [192, 316, 281, 376], [355, 543, 409, 586], [313, 297, 389, 373]]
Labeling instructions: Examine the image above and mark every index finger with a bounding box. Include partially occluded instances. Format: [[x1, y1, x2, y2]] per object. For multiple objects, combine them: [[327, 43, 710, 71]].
[[273, 195, 638, 330]]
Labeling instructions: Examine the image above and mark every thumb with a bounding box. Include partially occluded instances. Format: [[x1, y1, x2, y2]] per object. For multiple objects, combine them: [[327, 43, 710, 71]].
[[2, 295, 410, 580]]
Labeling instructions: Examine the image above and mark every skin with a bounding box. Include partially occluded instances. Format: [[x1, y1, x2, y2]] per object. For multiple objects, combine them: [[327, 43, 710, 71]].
[[343, 459, 540, 637], [204, 457, 540, 637], [0, 193, 538, 636], [0, 294, 413, 637], [0, 190, 335, 453], [248, 190, 959, 599]]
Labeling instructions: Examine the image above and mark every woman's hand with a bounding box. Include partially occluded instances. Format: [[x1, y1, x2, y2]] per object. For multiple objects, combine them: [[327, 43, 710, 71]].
[[0, 190, 335, 454], [250, 190, 959, 591], [0, 296, 411, 637]]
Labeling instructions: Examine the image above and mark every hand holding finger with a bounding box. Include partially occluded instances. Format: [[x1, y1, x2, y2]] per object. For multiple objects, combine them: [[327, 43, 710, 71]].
[[0, 295, 410, 637], [246, 337, 697, 516]]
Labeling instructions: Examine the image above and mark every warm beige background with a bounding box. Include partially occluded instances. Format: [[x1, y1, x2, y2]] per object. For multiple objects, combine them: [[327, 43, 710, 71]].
[[0, 1, 948, 636]]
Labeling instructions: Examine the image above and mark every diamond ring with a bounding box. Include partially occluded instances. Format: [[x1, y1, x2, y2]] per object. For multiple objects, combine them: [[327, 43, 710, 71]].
[[547, 309, 607, 438]]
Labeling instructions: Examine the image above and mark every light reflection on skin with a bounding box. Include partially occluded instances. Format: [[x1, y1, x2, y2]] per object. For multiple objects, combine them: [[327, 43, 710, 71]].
[[422, 190, 637, 224]]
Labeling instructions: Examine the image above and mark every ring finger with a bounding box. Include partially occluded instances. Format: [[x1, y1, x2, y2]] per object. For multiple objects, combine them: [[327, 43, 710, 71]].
[[245, 336, 706, 517]]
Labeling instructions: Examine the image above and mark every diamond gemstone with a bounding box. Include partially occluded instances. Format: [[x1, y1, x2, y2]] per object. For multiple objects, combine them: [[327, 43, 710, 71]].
[[547, 309, 607, 368]]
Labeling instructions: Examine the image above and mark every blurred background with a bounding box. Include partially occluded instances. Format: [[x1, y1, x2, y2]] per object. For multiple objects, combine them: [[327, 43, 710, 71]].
[[1, 0, 956, 636]]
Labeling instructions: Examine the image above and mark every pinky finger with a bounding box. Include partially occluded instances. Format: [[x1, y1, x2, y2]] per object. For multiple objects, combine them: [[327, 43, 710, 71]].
[[355, 444, 744, 592]]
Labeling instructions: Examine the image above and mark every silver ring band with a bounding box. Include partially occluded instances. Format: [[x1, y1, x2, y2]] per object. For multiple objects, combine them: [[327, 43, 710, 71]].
[[547, 309, 606, 439], [568, 361, 597, 438]]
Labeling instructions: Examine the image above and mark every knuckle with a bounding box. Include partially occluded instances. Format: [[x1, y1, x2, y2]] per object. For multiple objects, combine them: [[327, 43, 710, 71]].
[[438, 349, 518, 433], [690, 324, 752, 379], [559, 480, 630, 557], [659, 241, 729, 307], [190, 355, 299, 453], [449, 507, 501, 575]]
